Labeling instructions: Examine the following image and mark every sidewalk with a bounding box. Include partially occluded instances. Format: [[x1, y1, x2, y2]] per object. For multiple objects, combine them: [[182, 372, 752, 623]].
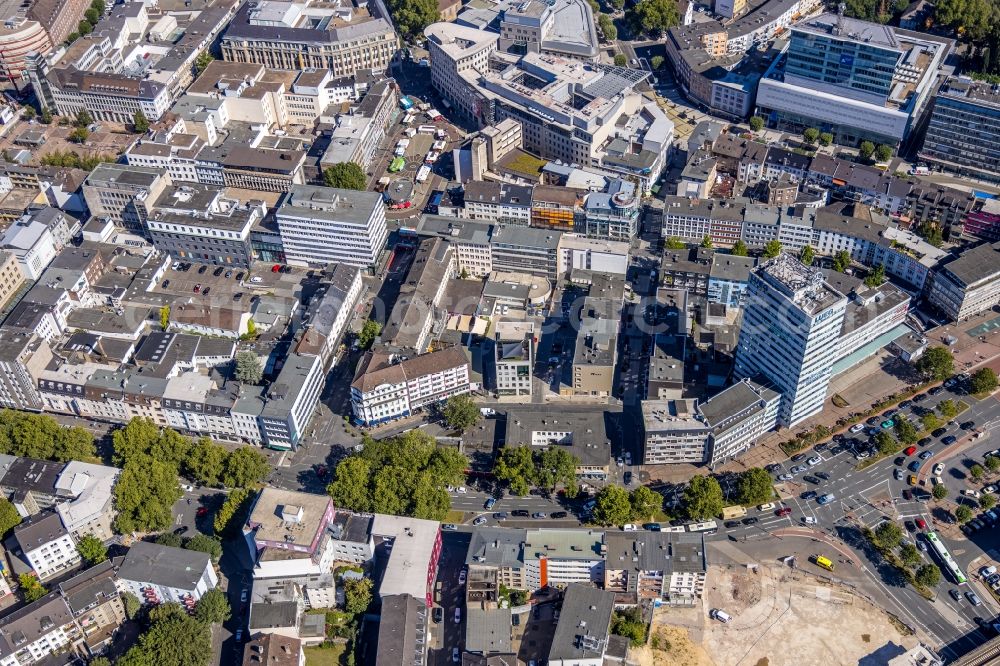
[[642, 315, 1000, 484]]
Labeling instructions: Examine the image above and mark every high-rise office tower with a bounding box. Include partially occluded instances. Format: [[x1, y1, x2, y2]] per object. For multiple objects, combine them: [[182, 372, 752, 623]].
[[734, 253, 847, 427]]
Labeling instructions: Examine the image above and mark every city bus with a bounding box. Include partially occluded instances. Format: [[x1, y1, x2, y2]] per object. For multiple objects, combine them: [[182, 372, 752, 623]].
[[388, 157, 405, 173], [685, 520, 718, 535], [925, 532, 967, 584], [813, 555, 835, 571]]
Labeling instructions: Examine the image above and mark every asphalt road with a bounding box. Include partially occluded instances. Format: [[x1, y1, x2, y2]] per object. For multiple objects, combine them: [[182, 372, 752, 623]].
[[716, 385, 1000, 659]]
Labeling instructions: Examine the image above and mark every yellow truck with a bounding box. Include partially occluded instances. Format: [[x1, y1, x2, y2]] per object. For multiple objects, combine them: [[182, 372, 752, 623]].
[[720, 505, 748, 520]]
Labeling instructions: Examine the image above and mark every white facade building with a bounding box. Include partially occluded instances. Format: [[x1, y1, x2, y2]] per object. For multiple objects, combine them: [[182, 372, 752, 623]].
[[734, 254, 847, 427], [117, 541, 218, 609], [13, 513, 80, 581], [558, 234, 630, 276], [350, 348, 471, 426], [276, 185, 387, 268], [494, 321, 534, 398]]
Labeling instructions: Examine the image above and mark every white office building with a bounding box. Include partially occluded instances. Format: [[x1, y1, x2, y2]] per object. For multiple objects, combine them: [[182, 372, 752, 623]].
[[276, 185, 387, 268], [734, 253, 847, 427]]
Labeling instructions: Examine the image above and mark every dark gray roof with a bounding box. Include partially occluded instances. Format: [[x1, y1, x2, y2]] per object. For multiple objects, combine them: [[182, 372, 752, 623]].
[[710, 254, 756, 282], [1, 458, 63, 497], [466, 607, 512, 653], [58, 560, 119, 616], [0, 591, 72, 659], [466, 527, 526, 568], [328, 512, 373, 544], [14, 511, 68, 553], [376, 595, 428, 666], [699, 379, 779, 437], [937, 242, 1000, 288], [249, 601, 299, 630], [504, 409, 614, 467], [118, 541, 211, 591], [547, 585, 615, 662]]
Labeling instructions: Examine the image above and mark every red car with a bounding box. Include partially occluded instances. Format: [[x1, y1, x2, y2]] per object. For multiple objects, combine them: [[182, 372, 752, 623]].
[[904, 445, 917, 456], [915, 517, 927, 530], [776, 507, 792, 517], [196, 507, 208, 518]]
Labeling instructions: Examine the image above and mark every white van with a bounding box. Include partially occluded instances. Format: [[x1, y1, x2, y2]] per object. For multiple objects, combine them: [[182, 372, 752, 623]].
[[709, 609, 731, 623]]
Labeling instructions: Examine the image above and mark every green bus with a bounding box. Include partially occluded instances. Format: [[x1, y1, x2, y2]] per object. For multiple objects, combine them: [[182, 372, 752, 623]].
[[388, 157, 405, 173]]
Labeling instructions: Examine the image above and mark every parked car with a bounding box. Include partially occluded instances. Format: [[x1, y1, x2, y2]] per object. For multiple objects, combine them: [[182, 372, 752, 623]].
[[817, 493, 835, 505], [919, 450, 933, 460], [932, 463, 945, 475], [442, 523, 458, 531], [472, 516, 487, 526], [511, 510, 530, 518], [904, 446, 917, 456], [776, 507, 792, 517], [484, 498, 496, 510], [932, 428, 948, 437], [943, 435, 958, 445], [531, 512, 546, 519], [455, 608, 462, 623], [550, 511, 568, 519]]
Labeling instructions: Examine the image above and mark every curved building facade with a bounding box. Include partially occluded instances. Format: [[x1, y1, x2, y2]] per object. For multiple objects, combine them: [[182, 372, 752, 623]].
[[0, 17, 52, 81]]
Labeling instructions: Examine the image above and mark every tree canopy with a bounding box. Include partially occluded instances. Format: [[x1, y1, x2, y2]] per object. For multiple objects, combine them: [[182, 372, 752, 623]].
[[735, 468, 773, 506], [762, 240, 782, 259], [118, 602, 212, 666], [916, 346, 954, 381], [323, 162, 367, 190], [344, 577, 374, 615], [832, 250, 852, 272], [0, 498, 20, 538], [387, 0, 437, 40], [592, 486, 633, 526], [627, 0, 680, 36], [0, 409, 96, 462], [222, 447, 269, 489], [234, 350, 263, 385], [133, 110, 149, 133], [970, 368, 999, 394], [800, 245, 815, 266], [185, 534, 223, 562], [327, 431, 467, 520], [872, 521, 903, 550], [874, 430, 897, 455], [442, 395, 480, 432], [114, 455, 182, 534], [19, 574, 45, 602], [494, 446, 579, 497], [358, 319, 382, 349], [77, 535, 107, 565], [683, 476, 724, 520], [731, 240, 749, 256], [193, 588, 231, 625]]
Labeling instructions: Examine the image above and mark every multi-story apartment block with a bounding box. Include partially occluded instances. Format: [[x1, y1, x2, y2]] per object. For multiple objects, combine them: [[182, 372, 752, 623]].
[[0, 17, 52, 83], [547, 585, 614, 666], [82, 164, 171, 235], [244, 488, 338, 581], [381, 237, 455, 353], [700, 379, 780, 466], [0, 215, 57, 282], [414, 216, 494, 278], [220, 0, 397, 78], [919, 77, 1000, 184], [53, 461, 119, 542], [145, 184, 264, 268], [0, 590, 78, 665], [641, 378, 780, 466], [13, 511, 80, 581], [464, 181, 532, 225], [490, 225, 561, 279], [117, 541, 219, 608], [293, 264, 364, 364], [259, 353, 324, 450], [426, 26, 672, 193], [558, 235, 629, 277], [531, 185, 584, 231], [320, 79, 399, 172], [276, 185, 387, 268], [29, 1, 235, 122], [28, 0, 90, 47], [0, 331, 51, 411], [581, 180, 641, 241], [523, 529, 604, 590], [496, 0, 598, 60], [570, 291, 621, 398], [494, 321, 534, 398], [755, 13, 950, 146], [604, 532, 707, 605], [504, 409, 612, 480], [708, 253, 756, 307], [350, 348, 471, 426], [734, 254, 847, 427], [927, 242, 1000, 322], [0, 251, 25, 309], [641, 399, 712, 465], [824, 271, 910, 365]]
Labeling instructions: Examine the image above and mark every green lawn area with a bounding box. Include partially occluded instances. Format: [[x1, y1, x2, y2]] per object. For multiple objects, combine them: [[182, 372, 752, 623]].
[[305, 644, 346, 666], [444, 510, 466, 524]]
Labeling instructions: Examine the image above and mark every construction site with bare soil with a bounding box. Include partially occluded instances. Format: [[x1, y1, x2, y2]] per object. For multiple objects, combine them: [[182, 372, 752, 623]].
[[634, 564, 921, 666]]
